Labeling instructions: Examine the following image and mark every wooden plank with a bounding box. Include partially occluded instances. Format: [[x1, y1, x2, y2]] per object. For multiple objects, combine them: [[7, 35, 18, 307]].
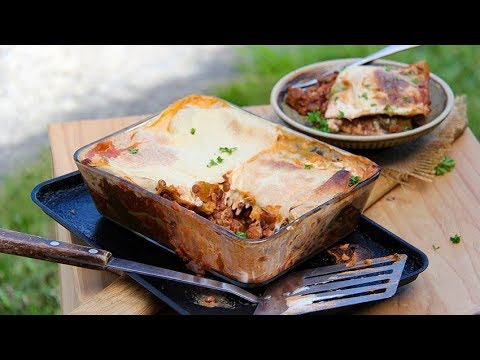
[[362, 129, 480, 314], [49, 116, 148, 314], [49, 115, 147, 176], [70, 275, 172, 315], [47, 108, 480, 315]]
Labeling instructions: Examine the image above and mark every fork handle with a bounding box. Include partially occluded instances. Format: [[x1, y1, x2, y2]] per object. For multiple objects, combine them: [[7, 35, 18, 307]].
[[349, 45, 421, 67]]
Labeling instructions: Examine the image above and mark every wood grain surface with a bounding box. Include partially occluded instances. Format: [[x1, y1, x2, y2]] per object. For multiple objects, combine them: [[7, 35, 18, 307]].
[[47, 107, 480, 315], [70, 275, 175, 315], [362, 129, 480, 314], [49, 116, 148, 314]]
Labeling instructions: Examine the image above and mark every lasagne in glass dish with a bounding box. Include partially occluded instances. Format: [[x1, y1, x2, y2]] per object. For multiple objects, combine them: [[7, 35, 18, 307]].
[[75, 95, 380, 285]]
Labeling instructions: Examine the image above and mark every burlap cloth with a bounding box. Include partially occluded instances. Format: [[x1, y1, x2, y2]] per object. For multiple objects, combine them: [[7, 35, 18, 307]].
[[364, 95, 468, 208]]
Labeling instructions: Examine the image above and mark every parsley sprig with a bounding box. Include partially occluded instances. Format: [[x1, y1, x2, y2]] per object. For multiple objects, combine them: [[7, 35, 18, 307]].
[[206, 146, 238, 168], [219, 146, 237, 155], [306, 111, 330, 133], [450, 234, 461, 244], [236, 231, 247, 239], [207, 156, 224, 167], [434, 156, 455, 176], [207, 159, 218, 168], [348, 175, 361, 187], [384, 104, 393, 112]]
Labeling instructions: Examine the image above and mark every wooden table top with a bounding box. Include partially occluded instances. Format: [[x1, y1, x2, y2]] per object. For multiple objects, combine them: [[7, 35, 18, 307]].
[[48, 106, 480, 315]]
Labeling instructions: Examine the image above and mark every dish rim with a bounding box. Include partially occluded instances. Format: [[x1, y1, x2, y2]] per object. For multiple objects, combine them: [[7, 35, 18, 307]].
[[270, 58, 455, 142]]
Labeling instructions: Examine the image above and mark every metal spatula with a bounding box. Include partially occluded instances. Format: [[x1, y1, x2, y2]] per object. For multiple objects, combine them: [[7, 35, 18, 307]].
[[253, 255, 406, 314], [0, 228, 406, 315]]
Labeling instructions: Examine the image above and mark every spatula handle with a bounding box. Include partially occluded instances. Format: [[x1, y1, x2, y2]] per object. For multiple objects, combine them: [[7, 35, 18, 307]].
[[0, 228, 112, 270], [349, 45, 421, 67]]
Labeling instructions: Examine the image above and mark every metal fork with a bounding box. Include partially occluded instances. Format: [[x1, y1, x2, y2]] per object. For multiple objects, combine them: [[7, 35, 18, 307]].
[[290, 45, 420, 89]]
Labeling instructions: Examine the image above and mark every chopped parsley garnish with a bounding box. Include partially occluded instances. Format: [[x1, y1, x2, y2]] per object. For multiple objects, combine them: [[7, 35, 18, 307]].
[[365, 84, 370, 89], [307, 111, 321, 122], [361, 92, 368, 100], [236, 231, 247, 239], [317, 121, 330, 133], [385, 66, 392, 72], [306, 111, 330, 133], [190, 128, 196, 135], [338, 110, 345, 118], [128, 148, 139, 154], [450, 234, 461, 244], [334, 96, 339, 102], [412, 78, 419, 84], [304, 164, 313, 170], [403, 96, 411, 103], [207, 159, 218, 168], [348, 175, 361, 187], [394, 77, 401, 81], [371, 103, 377, 107], [406, 70, 412, 75], [340, 65, 346, 71], [384, 104, 393, 112], [403, 126, 412, 131], [434, 156, 455, 176], [432, 245, 440, 251], [207, 156, 225, 167], [219, 146, 237, 155]]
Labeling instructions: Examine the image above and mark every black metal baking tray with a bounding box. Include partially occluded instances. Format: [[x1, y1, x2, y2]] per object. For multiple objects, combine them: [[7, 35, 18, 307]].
[[31, 171, 428, 315]]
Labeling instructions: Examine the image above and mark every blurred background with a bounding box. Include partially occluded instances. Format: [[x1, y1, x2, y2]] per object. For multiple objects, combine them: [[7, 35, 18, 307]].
[[0, 45, 478, 314]]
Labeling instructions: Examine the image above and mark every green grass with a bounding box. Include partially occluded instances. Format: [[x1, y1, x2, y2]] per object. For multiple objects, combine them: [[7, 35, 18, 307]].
[[0, 150, 59, 314], [214, 45, 480, 138]]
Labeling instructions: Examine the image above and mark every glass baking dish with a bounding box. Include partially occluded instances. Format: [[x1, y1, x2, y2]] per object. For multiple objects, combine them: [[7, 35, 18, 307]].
[[74, 95, 380, 286]]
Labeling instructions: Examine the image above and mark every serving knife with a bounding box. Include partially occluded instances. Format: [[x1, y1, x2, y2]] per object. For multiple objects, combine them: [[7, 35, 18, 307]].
[[0, 228, 406, 315]]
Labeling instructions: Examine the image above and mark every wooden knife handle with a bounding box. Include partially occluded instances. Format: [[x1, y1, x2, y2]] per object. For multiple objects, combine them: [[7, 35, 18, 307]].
[[0, 228, 112, 270]]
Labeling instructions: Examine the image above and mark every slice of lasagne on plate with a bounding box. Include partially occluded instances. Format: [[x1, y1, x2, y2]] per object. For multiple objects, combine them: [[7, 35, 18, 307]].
[[286, 61, 431, 136]]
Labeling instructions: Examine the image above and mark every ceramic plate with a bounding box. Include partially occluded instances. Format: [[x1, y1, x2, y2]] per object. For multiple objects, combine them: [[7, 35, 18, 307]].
[[270, 58, 455, 149]]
